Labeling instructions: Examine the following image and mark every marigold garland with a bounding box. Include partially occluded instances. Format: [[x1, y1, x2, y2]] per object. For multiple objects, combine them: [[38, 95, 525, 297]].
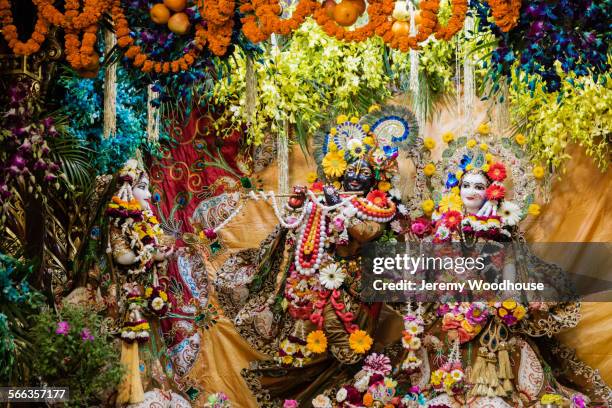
[[485, 0, 521, 32], [199, 0, 235, 56], [33, 0, 109, 31], [112, 0, 206, 73], [241, 0, 318, 43], [0, 0, 49, 56], [434, 0, 468, 40]]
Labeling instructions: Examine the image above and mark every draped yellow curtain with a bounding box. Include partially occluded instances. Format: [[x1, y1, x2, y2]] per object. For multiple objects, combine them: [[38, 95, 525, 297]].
[[186, 102, 611, 406]]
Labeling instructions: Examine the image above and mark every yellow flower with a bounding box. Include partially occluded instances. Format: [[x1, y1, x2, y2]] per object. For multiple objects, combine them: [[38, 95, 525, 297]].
[[430, 370, 444, 386], [455, 170, 464, 179], [442, 131, 455, 143], [378, 181, 391, 192], [421, 199, 435, 214], [306, 172, 318, 183], [485, 153, 493, 162], [541, 394, 564, 405], [330, 128, 338, 136], [502, 299, 517, 310], [460, 319, 475, 334], [477, 122, 490, 135], [423, 137, 436, 150], [282, 355, 294, 365], [368, 104, 380, 113], [515, 133, 526, 145], [439, 194, 462, 212], [337, 114, 348, 124], [350, 116, 359, 124], [513, 305, 526, 320], [322, 150, 347, 178], [145, 287, 153, 297], [528, 203, 541, 216], [333, 181, 341, 189], [481, 164, 490, 172], [306, 330, 328, 353], [159, 290, 168, 301], [443, 376, 455, 389], [465, 164, 474, 171], [532, 165, 545, 179], [328, 142, 338, 152], [498, 307, 508, 317], [466, 139, 477, 148], [424, 163, 436, 177], [451, 186, 460, 195], [349, 330, 373, 354], [480, 143, 488, 151], [363, 136, 374, 146], [362, 124, 370, 132]]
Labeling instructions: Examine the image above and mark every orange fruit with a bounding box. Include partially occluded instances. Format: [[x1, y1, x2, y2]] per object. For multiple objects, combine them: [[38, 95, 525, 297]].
[[163, 0, 187, 12], [168, 12, 191, 35], [323, 0, 336, 18], [391, 20, 410, 37], [150, 3, 171, 24], [348, 0, 366, 15], [333, 1, 359, 26]]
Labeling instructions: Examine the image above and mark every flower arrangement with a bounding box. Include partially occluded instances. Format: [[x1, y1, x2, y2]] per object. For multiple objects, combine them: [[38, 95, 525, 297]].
[[276, 337, 313, 367], [401, 307, 425, 372], [492, 299, 526, 326], [438, 302, 488, 343], [145, 286, 170, 316], [430, 362, 466, 395], [0, 81, 62, 210]]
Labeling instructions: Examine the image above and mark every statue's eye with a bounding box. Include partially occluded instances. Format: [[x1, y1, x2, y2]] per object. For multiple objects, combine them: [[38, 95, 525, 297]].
[[361, 169, 371, 176]]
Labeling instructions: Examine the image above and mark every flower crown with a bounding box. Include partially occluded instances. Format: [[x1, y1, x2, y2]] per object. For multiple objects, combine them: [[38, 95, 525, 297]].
[[445, 149, 508, 202], [314, 104, 419, 186]]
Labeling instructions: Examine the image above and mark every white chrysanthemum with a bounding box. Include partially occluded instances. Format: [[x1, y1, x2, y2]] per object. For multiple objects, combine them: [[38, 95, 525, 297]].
[[354, 372, 371, 392], [318, 263, 346, 290], [151, 297, 165, 311], [404, 321, 423, 335], [347, 138, 363, 151], [500, 201, 521, 226], [389, 188, 401, 200], [390, 220, 402, 233]]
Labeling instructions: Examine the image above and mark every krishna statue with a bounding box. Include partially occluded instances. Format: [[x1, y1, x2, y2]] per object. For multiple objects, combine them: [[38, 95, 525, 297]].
[[214, 104, 428, 406]]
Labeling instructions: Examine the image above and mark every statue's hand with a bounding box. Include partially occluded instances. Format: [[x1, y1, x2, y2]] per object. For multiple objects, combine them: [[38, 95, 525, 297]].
[[323, 184, 341, 206], [477, 200, 498, 217]]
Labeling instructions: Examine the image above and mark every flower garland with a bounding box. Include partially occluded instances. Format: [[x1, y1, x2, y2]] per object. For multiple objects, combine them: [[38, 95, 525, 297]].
[[33, 0, 109, 30], [241, 0, 318, 42], [312, 0, 392, 43], [200, 0, 236, 56], [484, 0, 521, 32], [433, 0, 468, 40], [65, 23, 99, 70], [0, 1, 49, 56], [112, 0, 205, 73]]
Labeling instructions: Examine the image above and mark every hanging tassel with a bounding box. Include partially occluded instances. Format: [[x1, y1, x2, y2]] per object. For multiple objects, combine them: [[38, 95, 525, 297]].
[[497, 341, 514, 394], [116, 341, 144, 405], [484, 351, 504, 397], [147, 85, 160, 142], [468, 346, 488, 397], [103, 28, 117, 139]]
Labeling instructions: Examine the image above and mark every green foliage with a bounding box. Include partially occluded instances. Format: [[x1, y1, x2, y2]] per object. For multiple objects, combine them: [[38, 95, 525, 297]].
[[30, 305, 124, 407], [0, 254, 45, 385]]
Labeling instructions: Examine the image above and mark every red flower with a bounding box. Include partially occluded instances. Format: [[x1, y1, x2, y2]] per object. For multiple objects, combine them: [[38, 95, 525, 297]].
[[366, 190, 388, 207], [443, 210, 462, 229], [486, 184, 506, 200], [311, 181, 324, 192], [487, 162, 507, 182]]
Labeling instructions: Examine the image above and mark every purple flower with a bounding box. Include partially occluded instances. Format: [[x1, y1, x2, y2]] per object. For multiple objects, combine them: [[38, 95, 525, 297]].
[[80, 328, 95, 342], [465, 303, 489, 325], [55, 321, 70, 335], [501, 314, 518, 326]]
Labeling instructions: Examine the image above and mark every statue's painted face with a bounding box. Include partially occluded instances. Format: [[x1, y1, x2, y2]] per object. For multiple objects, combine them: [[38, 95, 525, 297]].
[[342, 159, 374, 193], [460, 171, 488, 213], [133, 176, 152, 211]]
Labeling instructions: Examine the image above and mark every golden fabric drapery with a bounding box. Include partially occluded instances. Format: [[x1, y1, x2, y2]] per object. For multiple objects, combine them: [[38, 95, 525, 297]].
[[186, 100, 611, 406]]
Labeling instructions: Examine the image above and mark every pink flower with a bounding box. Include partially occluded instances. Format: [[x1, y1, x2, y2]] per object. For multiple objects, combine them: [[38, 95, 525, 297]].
[[80, 328, 95, 342], [333, 216, 345, 231], [55, 321, 70, 335], [410, 217, 430, 237], [283, 400, 299, 408], [204, 228, 218, 240], [363, 353, 392, 375]]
